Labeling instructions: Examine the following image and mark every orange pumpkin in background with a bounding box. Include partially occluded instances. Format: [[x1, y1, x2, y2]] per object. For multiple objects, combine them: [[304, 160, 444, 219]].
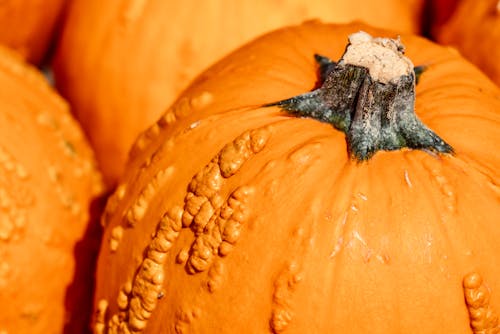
[[436, 0, 500, 86], [52, 0, 425, 187], [92, 22, 500, 333], [0, 46, 103, 333], [0, 0, 67, 64]]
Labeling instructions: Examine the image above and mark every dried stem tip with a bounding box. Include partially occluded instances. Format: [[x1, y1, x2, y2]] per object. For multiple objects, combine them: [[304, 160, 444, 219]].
[[343, 31, 413, 84]]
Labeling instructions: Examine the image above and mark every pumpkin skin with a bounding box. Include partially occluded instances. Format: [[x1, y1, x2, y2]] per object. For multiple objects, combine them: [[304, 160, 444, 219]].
[[52, 0, 425, 187], [0, 0, 67, 64], [0, 46, 104, 333], [436, 0, 500, 86], [93, 22, 500, 333]]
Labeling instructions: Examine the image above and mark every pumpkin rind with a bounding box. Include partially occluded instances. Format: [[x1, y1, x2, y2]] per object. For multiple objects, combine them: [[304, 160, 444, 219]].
[[436, 0, 500, 87], [93, 22, 500, 333], [0, 46, 104, 333], [52, 0, 425, 187]]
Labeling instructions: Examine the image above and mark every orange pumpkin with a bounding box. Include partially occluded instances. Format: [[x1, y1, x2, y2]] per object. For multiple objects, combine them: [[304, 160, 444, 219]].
[[436, 0, 500, 86], [52, 0, 425, 187], [92, 22, 500, 333], [0, 46, 103, 333], [0, 0, 67, 64]]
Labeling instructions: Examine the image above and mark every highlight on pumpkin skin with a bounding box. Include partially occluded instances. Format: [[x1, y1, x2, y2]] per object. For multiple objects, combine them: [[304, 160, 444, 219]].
[[266, 31, 453, 160]]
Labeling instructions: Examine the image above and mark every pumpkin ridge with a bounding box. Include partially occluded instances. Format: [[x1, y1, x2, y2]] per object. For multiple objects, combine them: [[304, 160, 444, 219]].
[[243, 140, 344, 332], [402, 154, 500, 298], [454, 154, 499, 188], [462, 154, 498, 183], [259, 153, 365, 325], [419, 158, 464, 274]]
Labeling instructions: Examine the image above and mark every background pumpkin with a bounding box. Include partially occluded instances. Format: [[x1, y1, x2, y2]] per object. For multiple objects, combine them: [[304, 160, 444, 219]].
[[0, 46, 103, 333], [92, 22, 500, 333], [0, 0, 67, 64], [436, 0, 500, 86], [52, 0, 425, 187]]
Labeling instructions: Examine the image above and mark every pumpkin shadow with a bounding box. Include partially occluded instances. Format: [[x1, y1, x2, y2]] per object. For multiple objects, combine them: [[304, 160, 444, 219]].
[[63, 191, 109, 334]]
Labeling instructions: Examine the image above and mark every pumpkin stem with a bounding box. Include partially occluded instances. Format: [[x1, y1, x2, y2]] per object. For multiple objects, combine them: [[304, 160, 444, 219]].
[[266, 31, 453, 160]]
